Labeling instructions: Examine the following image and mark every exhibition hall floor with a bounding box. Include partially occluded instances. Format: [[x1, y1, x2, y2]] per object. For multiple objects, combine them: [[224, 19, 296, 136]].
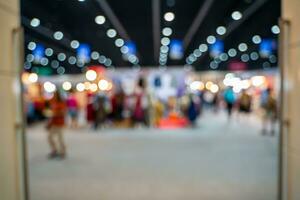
[[26, 112, 278, 200]]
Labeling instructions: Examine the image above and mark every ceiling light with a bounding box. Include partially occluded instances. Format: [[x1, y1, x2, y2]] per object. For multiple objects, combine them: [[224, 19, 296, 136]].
[[70, 40, 80, 49], [115, 38, 124, 47], [250, 52, 259, 61], [45, 48, 53, 57], [51, 60, 59, 68], [57, 53, 66, 61], [207, 35, 216, 44], [189, 54, 196, 62], [228, 48, 237, 57], [252, 35, 262, 44], [99, 55, 106, 63], [40, 58, 49, 66], [238, 43, 248, 52], [68, 56, 77, 65], [193, 49, 202, 57], [161, 37, 170, 46], [269, 55, 277, 63], [241, 54, 250, 62], [220, 53, 228, 61], [24, 62, 31, 69], [162, 27, 172, 36], [210, 61, 218, 69], [216, 26, 226, 35], [26, 54, 34, 62], [104, 58, 112, 66], [231, 11, 242, 20], [95, 15, 106, 25], [164, 12, 175, 22], [106, 29, 117, 38], [27, 42, 36, 51], [91, 51, 100, 60], [30, 18, 40, 27], [120, 46, 129, 54], [160, 45, 169, 53], [263, 61, 271, 68], [54, 31, 64, 40], [271, 25, 280, 34], [57, 66, 65, 75], [199, 44, 208, 52]]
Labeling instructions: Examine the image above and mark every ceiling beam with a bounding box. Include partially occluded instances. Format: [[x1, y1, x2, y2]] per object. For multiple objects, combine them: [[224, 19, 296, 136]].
[[196, 0, 269, 64], [22, 16, 73, 52], [152, 0, 160, 63], [183, 0, 215, 50], [95, 0, 130, 41], [222, 0, 269, 38]]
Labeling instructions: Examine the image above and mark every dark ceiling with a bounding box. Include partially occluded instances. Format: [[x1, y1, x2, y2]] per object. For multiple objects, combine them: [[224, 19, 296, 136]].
[[21, 0, 281, 74]]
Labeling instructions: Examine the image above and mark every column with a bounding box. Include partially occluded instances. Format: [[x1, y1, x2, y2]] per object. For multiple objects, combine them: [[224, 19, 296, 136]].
[[282, 0, 300, 199], [0, 0, 24, 200]]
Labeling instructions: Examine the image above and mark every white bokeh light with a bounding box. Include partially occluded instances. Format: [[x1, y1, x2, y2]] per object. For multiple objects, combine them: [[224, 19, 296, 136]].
[[30, 18, 40, 27], [85, 70, 97, 81], [162, 27, 172, 36], [106, 29, 117, 38], [164, 12, 175, 22], [231, 11, 242, 20], [54, 31, 64, 40], [95, 15, 106, 25]]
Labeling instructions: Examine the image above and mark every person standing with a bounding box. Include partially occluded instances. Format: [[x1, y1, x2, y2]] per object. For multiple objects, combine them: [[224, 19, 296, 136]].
[[261, 88, 277, 135], [46, 91, 67, 159], [93, 93, 109, 130], [223, 87, 236, 119], [132, 78, 149, 127], [66, 89, 79, 128], [186, 94, 199, 127], [238, 90, 252, 117]]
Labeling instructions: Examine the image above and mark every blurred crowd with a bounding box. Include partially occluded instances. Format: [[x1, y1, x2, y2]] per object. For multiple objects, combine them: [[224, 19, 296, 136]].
[[24, 77, 278, 159], [25, 78, 278, 134]]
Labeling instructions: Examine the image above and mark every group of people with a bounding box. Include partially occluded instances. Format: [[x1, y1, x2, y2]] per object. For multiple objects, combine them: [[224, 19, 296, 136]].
[[220, 87, 277, 135], [26, 77, 278, 160]]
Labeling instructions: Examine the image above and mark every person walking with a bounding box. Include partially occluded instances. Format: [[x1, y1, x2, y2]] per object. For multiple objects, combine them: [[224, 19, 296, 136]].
[[46, 91, 67, 159]]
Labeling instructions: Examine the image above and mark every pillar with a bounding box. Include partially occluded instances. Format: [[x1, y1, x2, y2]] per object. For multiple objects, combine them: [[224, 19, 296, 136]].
[[282, 0, 300, 199], [0, 0, 25, 200]]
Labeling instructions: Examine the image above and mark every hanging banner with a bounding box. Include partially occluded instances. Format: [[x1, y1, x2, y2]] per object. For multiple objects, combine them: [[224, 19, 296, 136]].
[[170, 39, 183, 60], [77, 43, 91, 63], [33, 44, 45, 63], [210, 40, 224, 58], [260, 39, 276, 58]]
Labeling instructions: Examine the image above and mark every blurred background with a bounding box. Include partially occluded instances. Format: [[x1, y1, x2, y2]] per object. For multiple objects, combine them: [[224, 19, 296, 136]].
[[4, 0, 285, 199]]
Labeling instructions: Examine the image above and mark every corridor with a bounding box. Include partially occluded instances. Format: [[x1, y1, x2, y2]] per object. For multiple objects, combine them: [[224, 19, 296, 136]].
[[27, 112, 278, 200]]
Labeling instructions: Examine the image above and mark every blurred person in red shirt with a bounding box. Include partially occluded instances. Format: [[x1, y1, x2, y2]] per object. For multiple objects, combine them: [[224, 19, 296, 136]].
[[46, 91, 67, 159]]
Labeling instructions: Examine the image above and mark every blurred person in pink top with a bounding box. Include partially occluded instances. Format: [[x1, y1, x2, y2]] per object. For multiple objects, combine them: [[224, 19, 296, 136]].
[[66, 89, 79, 128]]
